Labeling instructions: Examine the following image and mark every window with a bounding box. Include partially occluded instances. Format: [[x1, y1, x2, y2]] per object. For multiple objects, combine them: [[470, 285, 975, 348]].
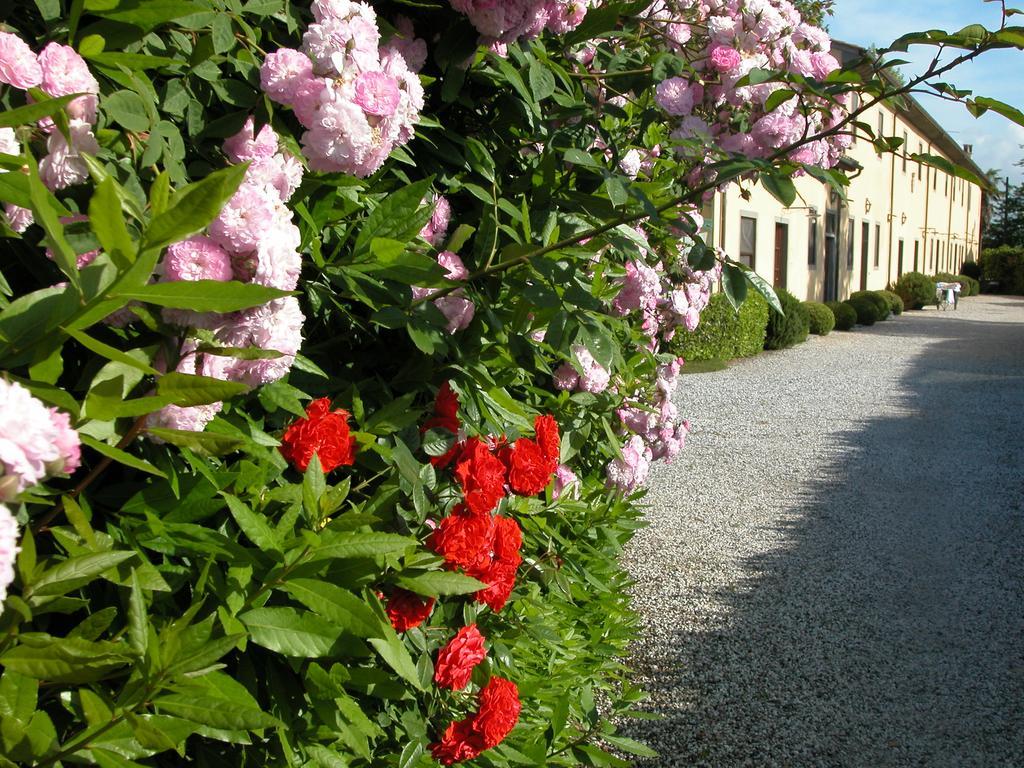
[[874, 223, 881, 268], [861, 221, 870, 270], [902, 131, 908, 172], [933, 167, 937, 190], [944, 174, 948, 196], [918, 143, 923, 180], [808, 217, 818, 266], [850, 94, 859, 144], [876, 111, 885, 157], [846, 218, 855, 269], [739, 215, 756, 268]]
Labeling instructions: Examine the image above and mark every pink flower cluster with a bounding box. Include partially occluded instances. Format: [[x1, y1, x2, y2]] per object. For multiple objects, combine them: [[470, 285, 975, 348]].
[[611, 249, 720, 347], [553, 344, 610, 395], [607, 359, 690, 492], [420, 194, 452, 248], [413, 250, 475, 334], [0, 379, 80, 501], [149, 120, 306, 436], [0, 503, 19, 612], [648, 0, 851, 168], [259, 0, 425, 177], [449, 0, 593, 43], [0, 34, 102, 230]]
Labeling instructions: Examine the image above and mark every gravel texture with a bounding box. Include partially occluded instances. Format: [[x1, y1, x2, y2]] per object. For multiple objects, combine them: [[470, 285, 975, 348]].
[[623, 295, 1024, 767]]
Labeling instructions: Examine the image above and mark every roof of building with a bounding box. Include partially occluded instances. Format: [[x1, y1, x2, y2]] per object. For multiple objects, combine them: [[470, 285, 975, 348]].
[[832, 40, 988, 184]]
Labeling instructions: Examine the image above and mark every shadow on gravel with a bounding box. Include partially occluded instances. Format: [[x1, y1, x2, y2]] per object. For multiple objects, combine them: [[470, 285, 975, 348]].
[[629, 307, 1024, 767]]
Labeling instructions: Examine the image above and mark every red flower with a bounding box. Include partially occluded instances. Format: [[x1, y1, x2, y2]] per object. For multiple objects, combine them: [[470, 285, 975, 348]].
[[471, 517, 522, 612], [430, 718, 485, 766], [505, 437, 551, 496], [533, 414, 560, 474], [434, 624, 487, 690], [280, 398, 357, 473], [423, 382, 461, 469], [474, 559, 519, 613], [427, 504, 495, 573], [429, 677, 521, 764], [454, 438, 507, 515], [473, 677, 521, 749], [385, 588, 435, 632]]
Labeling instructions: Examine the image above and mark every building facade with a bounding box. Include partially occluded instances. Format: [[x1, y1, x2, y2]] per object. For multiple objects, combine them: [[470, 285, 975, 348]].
[[703, 43, 985, 302]]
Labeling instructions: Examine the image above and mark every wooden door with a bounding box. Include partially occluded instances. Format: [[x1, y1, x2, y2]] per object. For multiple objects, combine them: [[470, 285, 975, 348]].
[[773, 223, 788, 288]]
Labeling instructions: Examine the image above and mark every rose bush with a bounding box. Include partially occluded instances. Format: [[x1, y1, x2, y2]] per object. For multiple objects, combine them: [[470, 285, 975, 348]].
[[0, 0, 1018, 765]]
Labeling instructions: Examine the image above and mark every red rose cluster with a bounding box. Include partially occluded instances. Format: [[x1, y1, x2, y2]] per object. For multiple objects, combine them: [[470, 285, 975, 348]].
[[430, 677, 521, 765], [385, 588, 435, 632], [279, 398, 357, 473]]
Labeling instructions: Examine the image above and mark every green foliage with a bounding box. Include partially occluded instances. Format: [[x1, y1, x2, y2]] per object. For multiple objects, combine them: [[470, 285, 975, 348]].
[[802, 301, 835, 335], [669, 292, 769, 361], [843, 296, 876, 325], [826, 300, 857, 331], [764, 288, 810, 349], [894, 271, 938, 309], [878, 289, 905, 315], [980, 246, 1024, 293], [961, 259, 981, 280], [849, 290, 890, 321], [0, 1, 1018, 765], [954, 275, 980, 296]]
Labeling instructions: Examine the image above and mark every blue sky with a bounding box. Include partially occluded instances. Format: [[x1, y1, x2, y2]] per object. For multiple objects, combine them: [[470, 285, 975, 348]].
[[828, 0, 1024, 183]]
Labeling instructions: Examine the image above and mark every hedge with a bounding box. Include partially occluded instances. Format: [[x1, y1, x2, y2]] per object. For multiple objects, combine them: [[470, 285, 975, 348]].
[[894, 271, 937, 309], [670, 291, 769, 361], [826, 301, 858, 331]]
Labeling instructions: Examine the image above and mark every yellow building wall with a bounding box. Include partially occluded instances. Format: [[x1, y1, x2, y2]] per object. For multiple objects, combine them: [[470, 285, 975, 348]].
[[709, 99, 983, 302]]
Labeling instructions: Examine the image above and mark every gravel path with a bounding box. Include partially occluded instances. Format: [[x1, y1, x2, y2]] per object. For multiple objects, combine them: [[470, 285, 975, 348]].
[[623, 295, 1024, 768]]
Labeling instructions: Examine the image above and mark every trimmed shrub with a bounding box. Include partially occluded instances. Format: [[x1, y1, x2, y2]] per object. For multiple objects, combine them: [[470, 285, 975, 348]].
[[850, 290, 890, 321], [961, 260, 981, 280], [671, 291, 769, 361], [879, 289, 904, 315], [826, 300, 858, 330], [765, 288, 810, 349], [802, 301, 836, 335], [894, 271, 936, 309], [844, 296, 877, 325]]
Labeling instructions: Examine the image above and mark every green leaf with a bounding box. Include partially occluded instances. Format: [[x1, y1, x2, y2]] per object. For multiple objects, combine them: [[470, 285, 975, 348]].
[[353, 178, 434, 258], [127, 570, 147, 656], [395, 572, 487, 598], [742, 267, 783, 315], [0, 638, 133, 683], [312, 532, 417, 560], [157, 371, 250, 406], [240, 607, 343, 657], [29, 551, 137, 599], [144, 428, 244, 456], [367, 633, 423, 691], [141, 164, 248, 252], [761, 173, 797, 207], [89, 177, 137, 268], [83, 0, 207, 29], [116, 280, 288, 312], [27, 157, 80, 293], [224, 494, 281, 552], [103, 90, 151, 132], [722, 263, 749, 310], [303, 454, 326, 521], [283, 580, 380, 638], [528, 60, 557, 101], [153, 694, 278, 730], [64, 328, 156, 374], [421, 427, 455, 457], [0, 94, 80, 129]]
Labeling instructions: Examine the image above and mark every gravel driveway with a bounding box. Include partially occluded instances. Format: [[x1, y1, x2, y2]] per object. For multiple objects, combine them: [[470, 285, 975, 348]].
[[623, 295, 1024, 768]]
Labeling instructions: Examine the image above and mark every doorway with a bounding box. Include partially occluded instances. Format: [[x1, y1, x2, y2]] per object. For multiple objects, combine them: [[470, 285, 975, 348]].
[[824, 210, 839, 302], [913, 240, 919, 272], [897, 239, 904, 278], [773, 222, 788, 289]]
